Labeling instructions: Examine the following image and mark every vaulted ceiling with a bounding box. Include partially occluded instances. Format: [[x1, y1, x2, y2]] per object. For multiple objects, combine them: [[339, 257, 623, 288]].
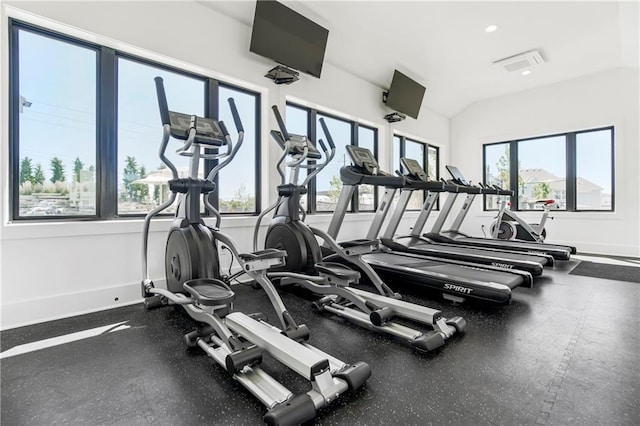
[[200, 1, 639, 117]]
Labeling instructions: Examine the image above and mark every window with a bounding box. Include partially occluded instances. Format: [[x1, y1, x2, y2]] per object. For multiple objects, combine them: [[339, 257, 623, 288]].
[[357, 126, 377, 211], [483, 142, 510, 210], [117, 58, 205, 215], [393, 135, 440, 210], [576, 129, 614, 210], [9, 20, 260, 220], [14, 27, 98, 218], [482, 127, 614, 212], [217, 85, 260, 214], [518, 135, 566, 210], [285, 103, 378, 213]]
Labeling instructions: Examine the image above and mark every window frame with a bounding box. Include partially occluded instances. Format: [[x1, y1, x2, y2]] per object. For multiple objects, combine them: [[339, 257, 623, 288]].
[[285, 102, 379, 214], [393, 134, 440, 211], [482, 126, 615, 212], [8, 19, 261, 221]]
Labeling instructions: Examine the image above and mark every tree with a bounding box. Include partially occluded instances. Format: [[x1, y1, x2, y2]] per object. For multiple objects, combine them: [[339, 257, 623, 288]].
[[135, 165, 149, 200], [73, 157, 84, 183], [533, 182, 551, 200], [19, 157, 33, 184], [327, 175, 342, 202], [50, 157, 66, 183], [123, 156, 139, 200], [496, 146, 510, 188], [33, 163, 45, 185]]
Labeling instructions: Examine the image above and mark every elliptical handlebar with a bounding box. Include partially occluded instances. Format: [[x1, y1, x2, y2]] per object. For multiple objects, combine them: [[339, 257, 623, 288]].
[[271, 105, 290, 142], [318, 117, 336, 150], [228, 98, 244, 133], [154, 77, 171, 126]]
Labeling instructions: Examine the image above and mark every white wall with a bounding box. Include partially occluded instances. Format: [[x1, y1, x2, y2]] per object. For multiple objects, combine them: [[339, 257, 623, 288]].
[[449, 68, 640, 257], [0, 1, 450, 329]]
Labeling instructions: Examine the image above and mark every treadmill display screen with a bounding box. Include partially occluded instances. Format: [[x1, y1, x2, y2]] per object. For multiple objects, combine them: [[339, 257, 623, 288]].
[[401, 158, 426, 179], [446, 165, 470, 185], [346, 145, 377, 166]]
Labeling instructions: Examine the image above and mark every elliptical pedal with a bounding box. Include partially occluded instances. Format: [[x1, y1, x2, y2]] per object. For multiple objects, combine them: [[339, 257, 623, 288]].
[[183, 278, 236, 306]]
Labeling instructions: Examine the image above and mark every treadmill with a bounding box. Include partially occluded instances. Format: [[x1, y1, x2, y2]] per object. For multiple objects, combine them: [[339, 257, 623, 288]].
[[324, 146, 533, 305], [425, 166, 576, 260], [378, 158, 553, 276]]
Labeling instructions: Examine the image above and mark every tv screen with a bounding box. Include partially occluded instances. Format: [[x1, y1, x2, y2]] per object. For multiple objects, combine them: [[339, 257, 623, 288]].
[[250, 0, 329, 78], [385, 70, 426, 119]]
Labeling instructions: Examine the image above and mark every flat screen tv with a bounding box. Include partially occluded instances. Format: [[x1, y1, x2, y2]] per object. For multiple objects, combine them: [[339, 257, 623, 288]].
[[250, 0, 329, 78], [385, 70, 426, 119]]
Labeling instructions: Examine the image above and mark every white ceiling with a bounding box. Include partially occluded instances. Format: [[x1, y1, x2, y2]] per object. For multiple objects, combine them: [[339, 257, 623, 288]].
[[199, 1, 639, 118]]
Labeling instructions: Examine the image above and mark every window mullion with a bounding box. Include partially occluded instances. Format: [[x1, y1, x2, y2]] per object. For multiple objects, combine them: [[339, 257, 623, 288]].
[[205, 78, 219, 212], [351, 122, 359, 213], [308, 109, 317, 214], [9, 22, 20, 220], [98, 47, 117, 219], [509, 141, 519, 210], [566, 133, 577, 212]]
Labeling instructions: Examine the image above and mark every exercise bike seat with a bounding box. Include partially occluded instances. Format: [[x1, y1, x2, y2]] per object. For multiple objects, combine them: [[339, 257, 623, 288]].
[[238, 248, 287, 261], [315, 262, 361, 282], [183, 278, 235, 306]]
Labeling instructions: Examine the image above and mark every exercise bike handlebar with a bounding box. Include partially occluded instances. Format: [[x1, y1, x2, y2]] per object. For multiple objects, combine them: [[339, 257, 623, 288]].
[[271, 105, 290, 142]]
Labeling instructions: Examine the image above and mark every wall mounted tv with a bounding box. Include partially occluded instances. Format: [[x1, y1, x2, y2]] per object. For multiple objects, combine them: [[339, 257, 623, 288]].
[[385, 70, 426, 119], [250, 0, 329, 78]]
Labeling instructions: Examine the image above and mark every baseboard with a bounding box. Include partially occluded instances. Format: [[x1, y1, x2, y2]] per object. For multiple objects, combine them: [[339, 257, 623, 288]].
[[1, 274, 255, 331], [1, 282, 142, 331]]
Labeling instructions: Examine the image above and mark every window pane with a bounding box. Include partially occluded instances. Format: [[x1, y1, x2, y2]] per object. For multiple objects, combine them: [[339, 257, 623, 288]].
[[518, 136, 566, 210], [218, 86, 258, 213], [17, 30, 97, 217], [117, 58, 205, 215], [393, 135, 402, 178], [427, 146, 438, 181], [357, 126, 376, 211], [285, 104, 308, 210], [404, 140, 425, 209], [316, 114, 351, 212], [576, 129, 613, 210], [484, 143, 510, 210], [427, 146, 439, 210]]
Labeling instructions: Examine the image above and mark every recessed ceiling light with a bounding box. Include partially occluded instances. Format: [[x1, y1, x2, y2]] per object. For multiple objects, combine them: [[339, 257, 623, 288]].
[[485, 25, 498, 33], [522, 70, 531, 76]]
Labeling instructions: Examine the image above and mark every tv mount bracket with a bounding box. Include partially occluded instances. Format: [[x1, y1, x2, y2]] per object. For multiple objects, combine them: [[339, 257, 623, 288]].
[[382, 91, 406, 122], [265, 65, 300, 85], [384, 112, 406, 123]]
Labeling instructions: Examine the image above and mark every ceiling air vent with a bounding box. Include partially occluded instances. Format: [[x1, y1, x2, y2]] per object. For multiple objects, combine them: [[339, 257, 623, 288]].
[[493, 50, 545, 73]]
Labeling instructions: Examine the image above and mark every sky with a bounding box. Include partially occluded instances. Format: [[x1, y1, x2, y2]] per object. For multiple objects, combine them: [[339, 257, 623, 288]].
[[18, 28, 256, 213]]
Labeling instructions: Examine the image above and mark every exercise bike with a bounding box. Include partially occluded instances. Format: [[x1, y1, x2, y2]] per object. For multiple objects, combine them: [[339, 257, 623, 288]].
[[253, 105, 466, 353], [489, 192, 557, 242], [141, 77, 370, 426]]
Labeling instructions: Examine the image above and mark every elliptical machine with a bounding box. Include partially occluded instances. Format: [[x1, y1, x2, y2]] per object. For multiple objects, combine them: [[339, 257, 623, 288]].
[[490, 193, 557, 242], [253, 105, 466, 353], [141, 77, 370, 426]]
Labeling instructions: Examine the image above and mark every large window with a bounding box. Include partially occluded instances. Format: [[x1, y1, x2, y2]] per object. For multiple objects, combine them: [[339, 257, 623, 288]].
[[9, 20, 260, 220], [15, 28, 98, 217], [482, 127, 614, 211], [285, 103, 378, 213], [393, 135, 440, 210]]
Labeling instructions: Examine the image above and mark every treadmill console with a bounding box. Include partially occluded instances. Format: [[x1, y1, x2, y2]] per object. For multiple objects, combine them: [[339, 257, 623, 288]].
[[270, 130, 321, 160], [446, 165, 471, 186], [401, 158, 428, 181], [346, 145, 383, 175]]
